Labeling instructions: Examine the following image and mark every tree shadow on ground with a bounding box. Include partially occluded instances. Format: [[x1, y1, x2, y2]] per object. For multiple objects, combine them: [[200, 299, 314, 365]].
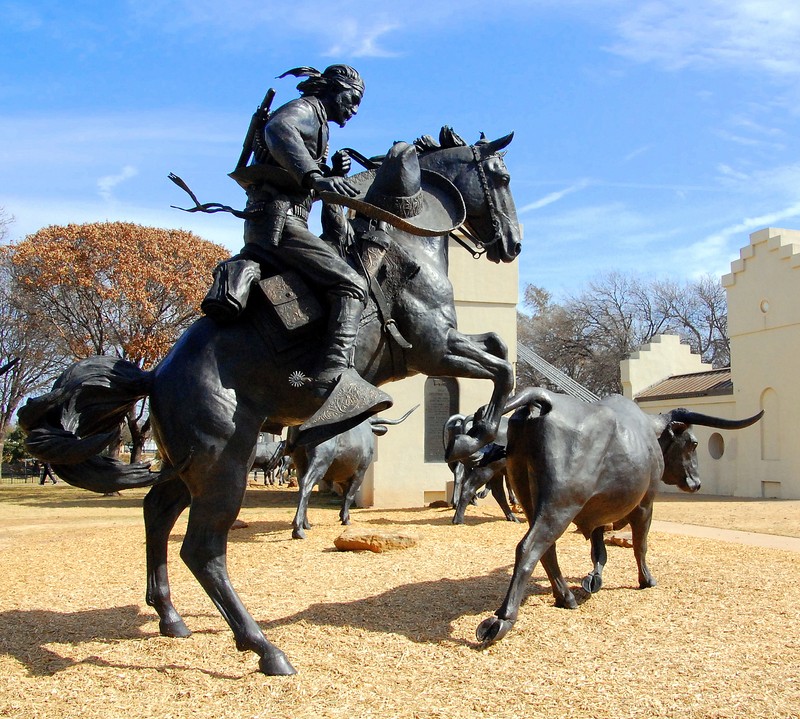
[[259, 567, 592, 648], [0, 604, 237, 678]]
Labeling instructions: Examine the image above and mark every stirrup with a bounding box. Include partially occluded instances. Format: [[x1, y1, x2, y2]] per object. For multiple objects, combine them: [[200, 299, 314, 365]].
[[295, 369, 393, 446]]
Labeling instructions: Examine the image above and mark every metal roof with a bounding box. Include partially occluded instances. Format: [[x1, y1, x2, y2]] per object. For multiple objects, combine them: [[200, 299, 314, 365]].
[[635, 367, 733, 402]]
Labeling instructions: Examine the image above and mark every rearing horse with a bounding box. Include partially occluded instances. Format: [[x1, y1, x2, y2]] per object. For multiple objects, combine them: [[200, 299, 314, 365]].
[[19, 128, 521, 675]]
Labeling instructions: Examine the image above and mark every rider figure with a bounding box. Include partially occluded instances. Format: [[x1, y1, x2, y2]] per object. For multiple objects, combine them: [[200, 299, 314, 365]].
[[205, 65, 373, 400]]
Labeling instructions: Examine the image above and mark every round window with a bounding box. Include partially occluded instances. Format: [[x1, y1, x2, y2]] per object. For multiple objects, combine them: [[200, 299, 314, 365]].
[[708, 432, 724, 460]]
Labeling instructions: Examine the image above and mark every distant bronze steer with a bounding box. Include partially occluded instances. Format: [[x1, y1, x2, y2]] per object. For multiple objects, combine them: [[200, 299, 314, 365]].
[[477, 387, 763, 645], [288, 406, 417, 539], [444, 414, 519, 524]]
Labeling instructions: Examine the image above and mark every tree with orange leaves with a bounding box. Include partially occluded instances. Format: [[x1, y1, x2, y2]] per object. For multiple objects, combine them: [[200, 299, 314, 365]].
[[8, 221, 229, 461]]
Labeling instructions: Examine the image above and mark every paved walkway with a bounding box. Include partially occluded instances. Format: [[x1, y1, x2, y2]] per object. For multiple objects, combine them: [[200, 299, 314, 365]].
[[652, 520, 800, 553]]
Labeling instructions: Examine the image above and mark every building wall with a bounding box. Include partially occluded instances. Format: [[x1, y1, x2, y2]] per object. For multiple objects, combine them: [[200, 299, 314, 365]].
[[624, 228, 800, 499], [621, 334, 712, 399], [357, 238, 519, 508], [721, 227, 800, 499]]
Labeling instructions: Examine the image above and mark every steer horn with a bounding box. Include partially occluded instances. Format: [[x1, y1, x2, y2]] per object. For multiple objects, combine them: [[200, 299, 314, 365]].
[[668, 408, 764, 430]]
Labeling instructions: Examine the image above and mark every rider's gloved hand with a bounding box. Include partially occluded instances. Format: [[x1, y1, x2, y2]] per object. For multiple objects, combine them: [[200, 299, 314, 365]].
[[330, 150, 351, 177], [308, 172, 359, 197]]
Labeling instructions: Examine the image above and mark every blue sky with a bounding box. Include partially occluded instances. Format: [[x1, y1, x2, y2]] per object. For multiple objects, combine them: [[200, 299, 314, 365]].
[[3, 0, 800, 299]]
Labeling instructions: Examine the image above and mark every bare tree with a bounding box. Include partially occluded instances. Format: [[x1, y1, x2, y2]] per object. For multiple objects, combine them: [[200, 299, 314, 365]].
[[519, 272, 729, 396]]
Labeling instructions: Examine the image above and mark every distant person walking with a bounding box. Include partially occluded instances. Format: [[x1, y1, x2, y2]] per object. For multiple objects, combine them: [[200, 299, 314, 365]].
[[38, 462, 57, 485]]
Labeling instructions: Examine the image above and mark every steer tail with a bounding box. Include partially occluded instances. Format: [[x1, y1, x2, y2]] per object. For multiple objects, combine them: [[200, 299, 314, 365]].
[[503, 387, 553, 418], [370, 404, 419, 435], [17, 356, 168, 493]]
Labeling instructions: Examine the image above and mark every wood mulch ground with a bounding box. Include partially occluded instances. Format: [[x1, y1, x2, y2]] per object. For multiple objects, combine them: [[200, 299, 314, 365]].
[[1, 482, 798, 719]]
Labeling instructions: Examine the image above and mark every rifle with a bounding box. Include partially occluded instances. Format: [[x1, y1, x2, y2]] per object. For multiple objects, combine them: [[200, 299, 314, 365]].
[[235, 88, 275, 170]]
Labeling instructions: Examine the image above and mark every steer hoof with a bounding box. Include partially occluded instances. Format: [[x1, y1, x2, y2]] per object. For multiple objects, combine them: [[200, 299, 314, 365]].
[[582, 572, 603, 594], [159, 618, 191, 638], [476, 615, 514, 644], [258, 651, 297, 676]]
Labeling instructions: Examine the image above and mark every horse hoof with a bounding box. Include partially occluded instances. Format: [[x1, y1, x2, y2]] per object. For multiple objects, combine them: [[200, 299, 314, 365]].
[[159, 619, 191, 638], [476, 616, 513, 644], [555, 593, 579, 610], [291, 528, 306, 540], [582, 573, 602, 594], [639, 576, 657, 589], [258, 652, 297, 676], [506, 514, 521, 523], [452, 516, 465, 525]]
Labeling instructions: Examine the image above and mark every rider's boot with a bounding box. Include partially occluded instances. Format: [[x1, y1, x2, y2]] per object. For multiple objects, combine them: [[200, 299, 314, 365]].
[[298, 295, 392, 443], [201, 256, 261, 323], [360, 222, 391, 279]]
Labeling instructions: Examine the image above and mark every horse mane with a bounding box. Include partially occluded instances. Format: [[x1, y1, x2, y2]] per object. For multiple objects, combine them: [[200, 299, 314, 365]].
[[413, 126, 469, 155]]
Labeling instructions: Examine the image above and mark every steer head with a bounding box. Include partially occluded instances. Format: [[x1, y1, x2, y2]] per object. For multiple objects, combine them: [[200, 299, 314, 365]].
[[654, 408, 764, 494], [658, 421, 701, 492]]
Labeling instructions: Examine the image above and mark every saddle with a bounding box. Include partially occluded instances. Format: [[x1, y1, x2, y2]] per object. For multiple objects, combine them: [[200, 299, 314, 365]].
[[216, 241, 418, 380]]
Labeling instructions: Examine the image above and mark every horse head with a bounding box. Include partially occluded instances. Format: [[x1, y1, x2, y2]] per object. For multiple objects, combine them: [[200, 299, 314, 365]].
[[417, 128, 522, 264]]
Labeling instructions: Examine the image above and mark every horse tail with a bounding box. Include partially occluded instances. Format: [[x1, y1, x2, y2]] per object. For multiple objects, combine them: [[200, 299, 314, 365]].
[[17, 356, 168, 493]]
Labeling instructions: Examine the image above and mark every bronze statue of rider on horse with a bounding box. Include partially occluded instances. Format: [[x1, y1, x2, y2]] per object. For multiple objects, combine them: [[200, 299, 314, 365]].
[[183, 64, 465, 435]]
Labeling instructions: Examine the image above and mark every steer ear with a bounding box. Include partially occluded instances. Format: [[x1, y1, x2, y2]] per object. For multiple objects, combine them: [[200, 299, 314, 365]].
[[669, 421, 689, 435]]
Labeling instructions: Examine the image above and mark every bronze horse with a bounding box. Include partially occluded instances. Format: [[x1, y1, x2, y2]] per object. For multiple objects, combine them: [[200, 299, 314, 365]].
[[19, 128, 521, 675]]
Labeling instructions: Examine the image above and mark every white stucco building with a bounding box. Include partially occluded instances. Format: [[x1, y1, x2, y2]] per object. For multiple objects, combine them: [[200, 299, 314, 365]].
[[356, 238, 518, 507], [622, 227, 800, 499]]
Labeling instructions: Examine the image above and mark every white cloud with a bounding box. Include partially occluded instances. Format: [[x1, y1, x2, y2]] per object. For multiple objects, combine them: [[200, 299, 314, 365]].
[[325, 20, 401, 58], [518, 179, 592, 214], [607, 0, 800, 77], [677, 200, 800, 277], [97, 165, 139, 202]]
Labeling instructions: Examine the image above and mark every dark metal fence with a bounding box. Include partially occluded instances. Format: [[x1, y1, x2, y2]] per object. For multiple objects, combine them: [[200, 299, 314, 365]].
[[0, 461, 42, 484]]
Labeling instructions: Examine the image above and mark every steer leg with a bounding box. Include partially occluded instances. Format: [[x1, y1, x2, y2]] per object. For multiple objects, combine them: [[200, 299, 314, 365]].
[[477, 512, 574, 644], [291, 452, 331, 539], [540, 544, 577, 608], [627, 502, 657, 588], [340, 471, 365, 526], [488, 474, 520, 523], [582, 526, 608, 594]]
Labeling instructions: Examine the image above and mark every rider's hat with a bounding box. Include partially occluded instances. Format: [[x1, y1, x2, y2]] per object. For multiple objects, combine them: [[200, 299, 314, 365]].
[[317, 142, 465, 237]]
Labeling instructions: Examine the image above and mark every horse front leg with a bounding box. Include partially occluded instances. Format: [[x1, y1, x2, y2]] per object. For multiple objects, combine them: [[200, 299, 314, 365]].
[[435, 330, 514, 462]]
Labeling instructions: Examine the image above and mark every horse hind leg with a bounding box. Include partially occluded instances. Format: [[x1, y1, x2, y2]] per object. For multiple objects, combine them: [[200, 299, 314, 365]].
[[180, 461, 296, 675], [144, 475, 192, 638]]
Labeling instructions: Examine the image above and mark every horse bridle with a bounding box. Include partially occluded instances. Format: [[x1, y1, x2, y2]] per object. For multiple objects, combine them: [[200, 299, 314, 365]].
[[449, 145, 504, 259]]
